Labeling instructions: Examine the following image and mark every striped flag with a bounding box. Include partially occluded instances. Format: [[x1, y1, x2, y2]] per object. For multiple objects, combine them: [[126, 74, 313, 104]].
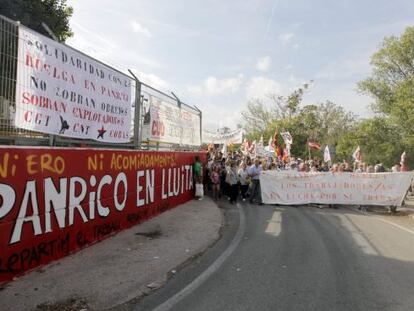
[[352, 146, 362, 162], [400, 151, 408, 171], [308, 141, 321, 150], [400, 151, 406, 165]]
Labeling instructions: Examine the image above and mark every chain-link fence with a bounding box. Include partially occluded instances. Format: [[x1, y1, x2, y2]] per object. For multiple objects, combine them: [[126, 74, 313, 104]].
[[0, 14, 51, 145], [0, 14, 201, 150]]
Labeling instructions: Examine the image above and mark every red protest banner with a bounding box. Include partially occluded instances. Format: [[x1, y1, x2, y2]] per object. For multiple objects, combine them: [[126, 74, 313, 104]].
[[0, 147, 204, 283]]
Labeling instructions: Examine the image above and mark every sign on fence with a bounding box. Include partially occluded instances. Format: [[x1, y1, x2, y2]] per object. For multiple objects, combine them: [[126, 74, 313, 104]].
[[142, 95, 201, 146], [14, 27, 133, 143], [0, 147, 202, 283], [260, 171, 414, 206]]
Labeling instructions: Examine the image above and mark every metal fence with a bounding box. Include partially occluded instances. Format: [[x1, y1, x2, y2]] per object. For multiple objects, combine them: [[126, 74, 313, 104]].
[[0, 14, 201, 150]]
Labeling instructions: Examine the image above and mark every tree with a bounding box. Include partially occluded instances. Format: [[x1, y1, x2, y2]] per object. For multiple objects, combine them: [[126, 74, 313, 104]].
[[336, 117, 405, 168], [242, 83, 355, 160], [242, 83, 310, 139], [358, 26, 414, 168], [241, 99, 273, 138], [0, 0, 73, 41], [315, 101, 356, 146], [358, 27, 414, 133]]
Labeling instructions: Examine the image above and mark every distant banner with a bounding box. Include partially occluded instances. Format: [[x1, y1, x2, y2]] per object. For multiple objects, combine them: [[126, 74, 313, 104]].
[[260, 171, 414, 206], [202, 129, 243, 144], [142, 96, 201, 146], [256, 145, 273, 158], [280, 131, 292, 145], [15, 27, 132, 143]]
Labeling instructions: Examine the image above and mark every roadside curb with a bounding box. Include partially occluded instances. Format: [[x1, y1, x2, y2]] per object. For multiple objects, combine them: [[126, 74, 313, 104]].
[[149, 202, 245, 311], [0, 196, 223, 311], [108, 197, 225, 310]]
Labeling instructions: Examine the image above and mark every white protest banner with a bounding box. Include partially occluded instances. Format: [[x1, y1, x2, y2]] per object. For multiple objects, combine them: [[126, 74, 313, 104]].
[[256, 145, 272, 158], [260, 171, 414, 206], [142, 95, 201, 146], [202, 129, 243, 144], [324, 145, 331, 163], [15, 27, 132, 143], [280, 131, 293, 145]]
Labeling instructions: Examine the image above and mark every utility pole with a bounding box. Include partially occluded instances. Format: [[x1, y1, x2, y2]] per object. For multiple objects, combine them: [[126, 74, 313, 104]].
[[128, 70, 142, 149]]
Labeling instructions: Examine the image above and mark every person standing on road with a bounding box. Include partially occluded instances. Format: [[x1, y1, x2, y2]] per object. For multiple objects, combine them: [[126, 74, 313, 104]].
[[194, 156, 204, 200], [220, 158, 229, 199], [210, 165, 221, 201], [227, 162, 239, 204], [194, 156, 203, 183], [249, 158, 263, 205], [238, 162, 249, 201]]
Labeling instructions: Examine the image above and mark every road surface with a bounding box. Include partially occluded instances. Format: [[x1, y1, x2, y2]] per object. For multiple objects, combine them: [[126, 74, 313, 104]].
[[134, 202, 414, 311]]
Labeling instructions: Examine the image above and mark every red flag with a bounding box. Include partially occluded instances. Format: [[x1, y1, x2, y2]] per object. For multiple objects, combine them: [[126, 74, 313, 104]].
[[308, 141, 321, 150], [276, 146, 282, 157], [282, 148, 289, 162], [273, 130, 279, 156], [241, 139, 250, 154]]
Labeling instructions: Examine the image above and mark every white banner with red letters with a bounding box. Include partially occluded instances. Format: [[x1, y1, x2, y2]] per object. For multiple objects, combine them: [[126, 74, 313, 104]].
[[260, 171, 414, 206], [14, 27, 132, 143], [142, 95, 201, 146]]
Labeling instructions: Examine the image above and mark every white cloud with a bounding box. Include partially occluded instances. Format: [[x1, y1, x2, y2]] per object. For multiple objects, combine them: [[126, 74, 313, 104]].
[[246, 76, 282, 99], [278, 32, 295, 44], [256, 56, 271, 72], [136, 71, 169, 90], [315, 56, 371, 80], [68, 21, 162, 70], [304, 83, 372, 118], [135, 56, 163, 69], [130, 20, 152, 37], [187, 74, 244, 96], [202, 103, 243, 130]]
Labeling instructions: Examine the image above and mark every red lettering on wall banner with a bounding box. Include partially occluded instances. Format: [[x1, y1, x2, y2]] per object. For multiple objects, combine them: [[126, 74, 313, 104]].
[[0, 147, 205, 283]]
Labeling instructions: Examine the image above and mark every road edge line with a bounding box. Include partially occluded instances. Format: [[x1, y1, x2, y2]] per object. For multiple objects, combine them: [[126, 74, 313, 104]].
[[148, 203, 246, 311], [352, 208, 414, 236]]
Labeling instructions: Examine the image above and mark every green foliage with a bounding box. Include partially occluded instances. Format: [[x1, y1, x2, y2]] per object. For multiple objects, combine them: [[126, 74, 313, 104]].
[[242, 83, 356, 160], [336, 117, 405, 167], [0, 0, 73, 42], [358, 26, 414, 131], [357, 26, 414, 168]]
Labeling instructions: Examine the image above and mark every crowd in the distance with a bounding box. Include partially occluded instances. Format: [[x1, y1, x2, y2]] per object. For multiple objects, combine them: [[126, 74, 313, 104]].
[[195, 148, 408, 205]]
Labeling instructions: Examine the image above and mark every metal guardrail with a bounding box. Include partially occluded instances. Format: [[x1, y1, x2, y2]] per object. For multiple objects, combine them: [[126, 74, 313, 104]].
[[0, 15, 201, 150]]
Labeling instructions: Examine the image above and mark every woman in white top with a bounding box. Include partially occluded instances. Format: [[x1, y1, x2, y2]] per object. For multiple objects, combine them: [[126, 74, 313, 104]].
[[238, 162, 249, 201]]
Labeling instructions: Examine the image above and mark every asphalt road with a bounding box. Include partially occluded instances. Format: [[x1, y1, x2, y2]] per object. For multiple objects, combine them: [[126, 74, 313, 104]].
[[135, 201, 414, 311]]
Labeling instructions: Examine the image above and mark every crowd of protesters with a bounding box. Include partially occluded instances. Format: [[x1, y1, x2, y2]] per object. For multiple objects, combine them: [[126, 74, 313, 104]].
[[197, 148, 409, 205]]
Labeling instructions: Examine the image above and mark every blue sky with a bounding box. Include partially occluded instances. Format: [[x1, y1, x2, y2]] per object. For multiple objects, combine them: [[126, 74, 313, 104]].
[[66, 0, 414, 130]]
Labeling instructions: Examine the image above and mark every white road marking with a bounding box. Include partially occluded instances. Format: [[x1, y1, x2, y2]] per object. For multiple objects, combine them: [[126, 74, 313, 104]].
[[265, 211, 282, 236], [148, 203, 246, 311], [353, 208, 414, 236], [340, 215, 378, 256]]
